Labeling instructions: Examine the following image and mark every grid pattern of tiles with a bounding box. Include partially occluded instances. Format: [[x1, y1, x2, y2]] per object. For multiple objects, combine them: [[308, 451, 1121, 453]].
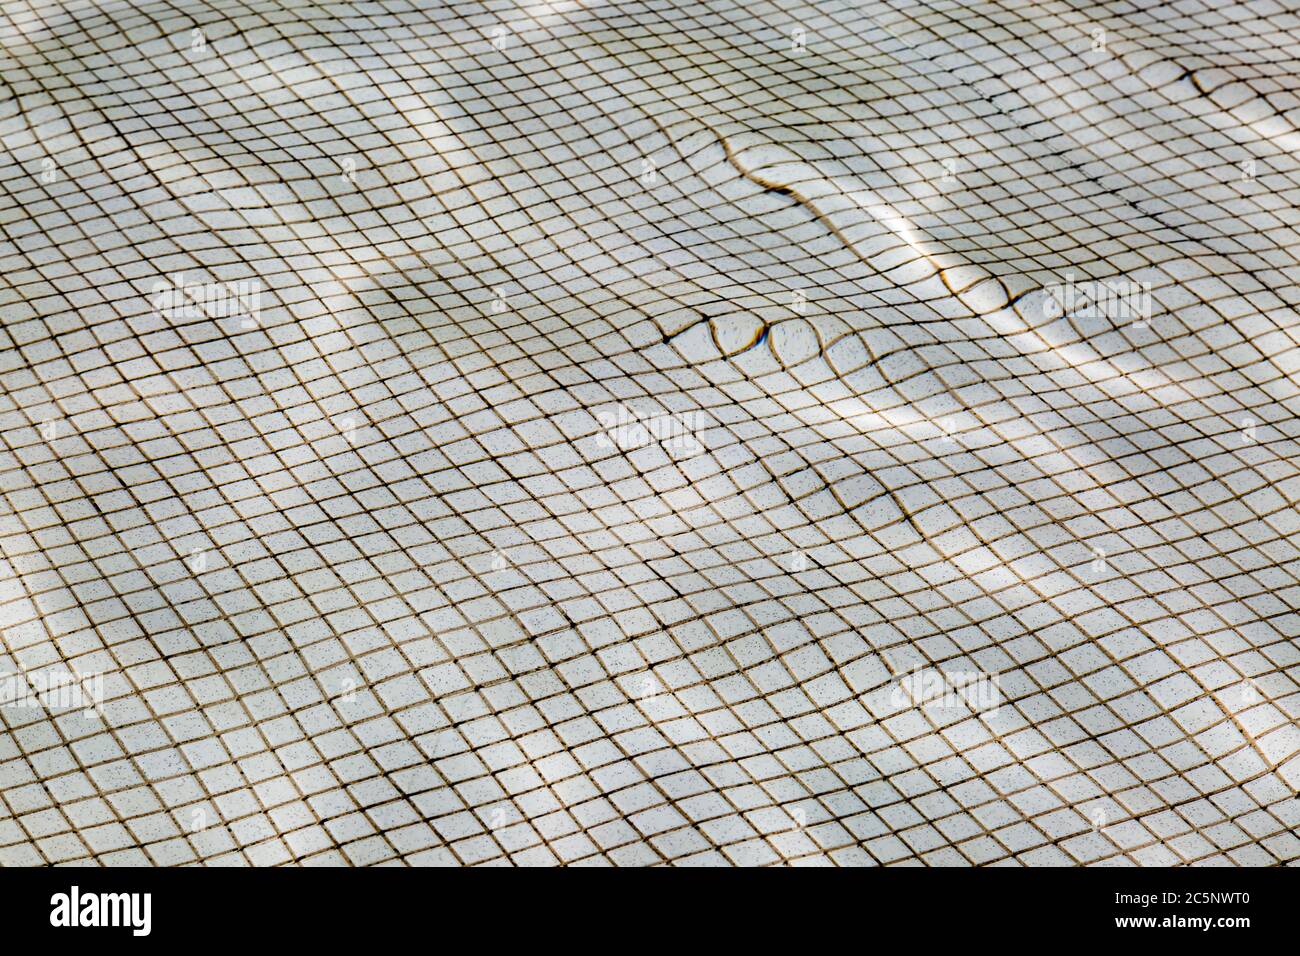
[[0, 0, 1299, 866]]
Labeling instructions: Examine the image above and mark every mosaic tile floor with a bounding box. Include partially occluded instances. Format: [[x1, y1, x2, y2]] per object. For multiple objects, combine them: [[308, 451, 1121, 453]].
[[0, 0, 1299, 866]]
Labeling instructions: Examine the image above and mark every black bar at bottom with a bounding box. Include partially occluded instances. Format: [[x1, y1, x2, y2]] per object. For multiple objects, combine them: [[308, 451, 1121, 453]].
[[0, 864, 1285, 945]]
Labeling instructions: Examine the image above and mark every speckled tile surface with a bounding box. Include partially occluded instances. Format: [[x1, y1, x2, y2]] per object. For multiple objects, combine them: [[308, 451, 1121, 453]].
[[1, 0, 1299, 866]]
